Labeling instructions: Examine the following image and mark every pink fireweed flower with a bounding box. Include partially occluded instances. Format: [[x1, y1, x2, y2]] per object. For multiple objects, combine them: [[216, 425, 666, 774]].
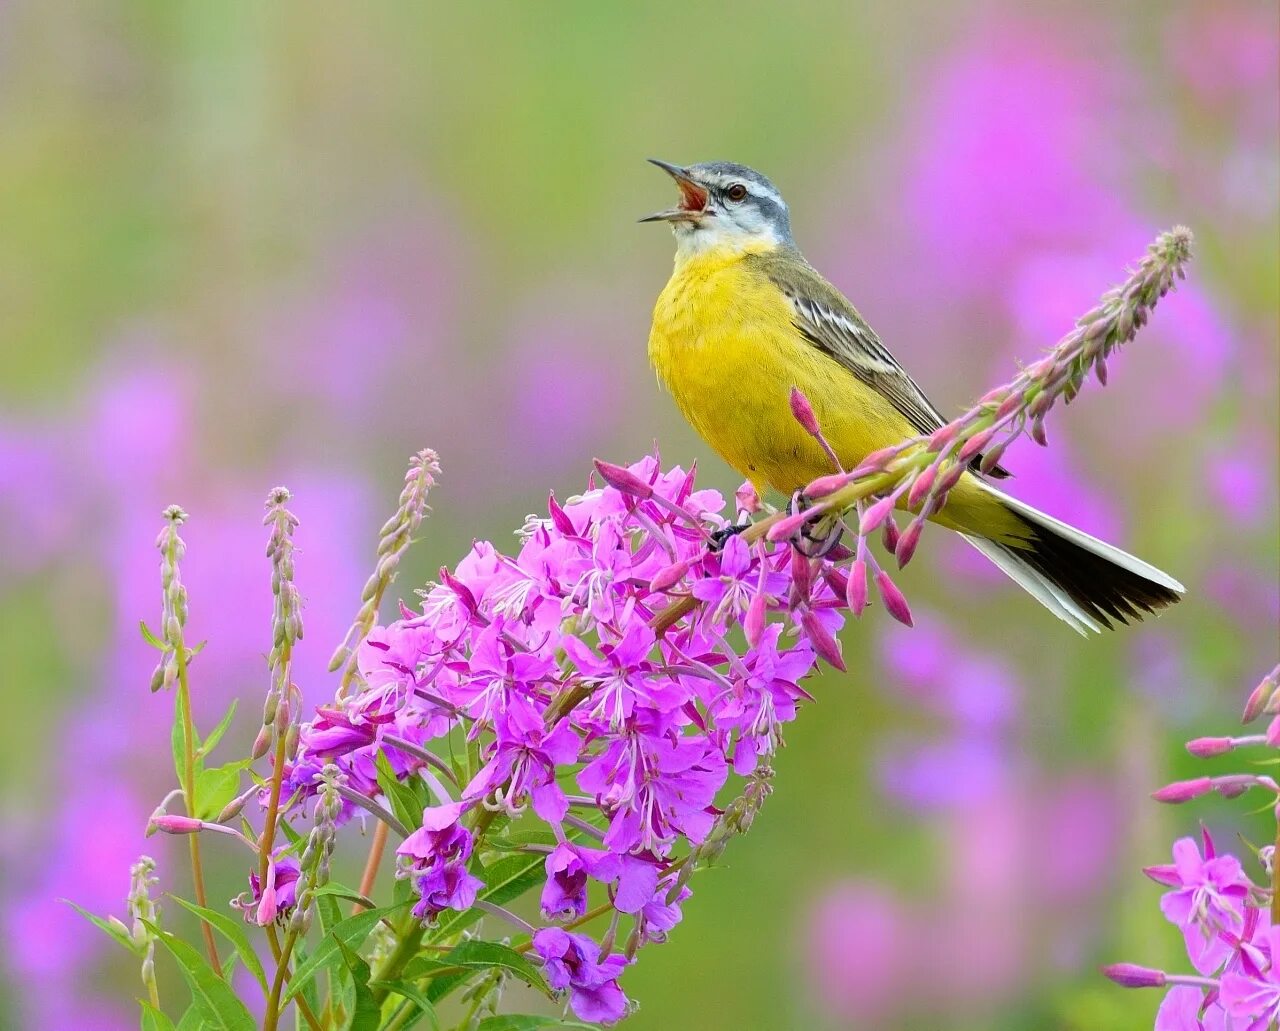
[[1220, 927, 1280, 1030], [1155, 835, 1256, 975], [464, 714, 581, 822], [397, 801, 483, 921], [532, 927, 630, 1024]]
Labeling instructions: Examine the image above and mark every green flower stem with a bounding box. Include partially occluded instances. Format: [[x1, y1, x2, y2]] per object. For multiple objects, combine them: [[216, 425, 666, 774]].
[[174, 630, 222, 977]]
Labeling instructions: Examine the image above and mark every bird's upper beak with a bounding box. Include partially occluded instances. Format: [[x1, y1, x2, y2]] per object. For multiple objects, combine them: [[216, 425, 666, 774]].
[[639, 159, 710, 223]]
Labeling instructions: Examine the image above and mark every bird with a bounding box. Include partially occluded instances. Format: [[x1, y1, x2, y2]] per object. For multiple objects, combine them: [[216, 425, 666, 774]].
[[641, 158, 1183, 634]]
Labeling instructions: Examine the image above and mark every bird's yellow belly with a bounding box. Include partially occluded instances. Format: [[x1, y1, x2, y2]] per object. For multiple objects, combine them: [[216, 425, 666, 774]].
[[647, 251, 1024, 543], [648, 255, 912, 495]]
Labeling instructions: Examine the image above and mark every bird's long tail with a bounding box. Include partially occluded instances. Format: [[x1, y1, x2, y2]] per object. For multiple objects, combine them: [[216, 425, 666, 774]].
[[962, 484, 1185, 635]]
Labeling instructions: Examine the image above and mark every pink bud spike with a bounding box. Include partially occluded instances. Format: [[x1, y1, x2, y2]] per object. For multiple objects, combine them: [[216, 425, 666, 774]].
[[789, 387, 822, 437], [1151, 777, 1212, 804], [846, 559, 869, 616], [1101, 963, 1166, 989], [927, 424, 960, 451], [957, 426, 998, 466], [547, 492, 576, 536], [859, 495, 897, 536], [649, 558, 692, 594], [800, 609, 845, 672], [767, 511, 812, 542], [906, 464, 938, 510], [895, 518, 925, 568], [874, 571, 913, 626], [1185, 736, 1234, 758], [744, 590, 767, 647], [805, 472, 853, 498], [881, 517, 900, 555], [152, 815, 203, 835], [593, 459, 655, 500]]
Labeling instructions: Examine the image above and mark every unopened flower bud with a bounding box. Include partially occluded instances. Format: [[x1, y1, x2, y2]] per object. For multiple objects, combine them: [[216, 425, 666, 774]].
[[858, 495, 897, 536], [895, 518, 925, 569], [593, 460, 654, 500], [804, 472, 853, 498], [1185, 736, 1234, 758], [252, 724, 274, 760], [847, 559, 868, 616], [1151, 777, 1212, 804], [788, 387, 822, 437], [800, 609, 845, 672], [152, 814, 203, 835], [881, 516, 899, 555], [874, 571, 913, 627], [649, 558, 692, 593], [766, 511, 812, 542], [906, 464, 938, 510], [1101, 963, 1166, 989]]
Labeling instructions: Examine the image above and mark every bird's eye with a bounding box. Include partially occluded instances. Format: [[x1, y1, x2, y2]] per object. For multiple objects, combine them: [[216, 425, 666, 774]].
[[726, 183, 748, 202]]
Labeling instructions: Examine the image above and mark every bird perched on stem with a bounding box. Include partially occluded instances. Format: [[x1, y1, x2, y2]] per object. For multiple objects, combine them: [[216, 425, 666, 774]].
[[642, 158, 1183, 632]]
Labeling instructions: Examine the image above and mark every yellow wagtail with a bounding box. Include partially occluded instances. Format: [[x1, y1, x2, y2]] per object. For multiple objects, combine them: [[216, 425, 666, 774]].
[[642, 159, 1183, 633]]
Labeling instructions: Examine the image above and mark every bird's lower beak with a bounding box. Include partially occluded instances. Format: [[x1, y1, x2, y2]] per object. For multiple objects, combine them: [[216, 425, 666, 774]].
[[639, 158, 710, 223]]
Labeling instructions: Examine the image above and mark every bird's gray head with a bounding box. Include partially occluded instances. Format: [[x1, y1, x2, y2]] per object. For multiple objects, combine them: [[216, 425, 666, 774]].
[[641, 159, 793, 258]]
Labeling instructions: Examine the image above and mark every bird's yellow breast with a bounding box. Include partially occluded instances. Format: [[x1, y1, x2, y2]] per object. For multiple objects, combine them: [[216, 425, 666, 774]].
[[648, 243, 911, 497]]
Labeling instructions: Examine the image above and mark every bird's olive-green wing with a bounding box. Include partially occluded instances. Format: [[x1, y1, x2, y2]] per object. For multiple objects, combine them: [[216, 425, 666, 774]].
[[747, 250, 1010, 478]]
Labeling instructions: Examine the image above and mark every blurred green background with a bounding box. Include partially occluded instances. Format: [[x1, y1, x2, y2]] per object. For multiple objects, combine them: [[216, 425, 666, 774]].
[[1, 2, 1277, 1028]]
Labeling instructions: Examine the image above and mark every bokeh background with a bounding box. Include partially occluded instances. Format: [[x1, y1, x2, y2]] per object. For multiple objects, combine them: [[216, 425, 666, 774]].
[[1, 2, 1277, 1028]]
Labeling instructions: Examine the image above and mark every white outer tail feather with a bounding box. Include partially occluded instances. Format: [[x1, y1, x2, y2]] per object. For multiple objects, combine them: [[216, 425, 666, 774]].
[[963, 482, 1186, 636]]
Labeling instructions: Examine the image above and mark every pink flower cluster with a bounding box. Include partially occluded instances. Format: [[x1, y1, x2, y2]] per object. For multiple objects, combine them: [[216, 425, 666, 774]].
[[286, 454, 854, 1022], [1105, 664, 1280, 1030]]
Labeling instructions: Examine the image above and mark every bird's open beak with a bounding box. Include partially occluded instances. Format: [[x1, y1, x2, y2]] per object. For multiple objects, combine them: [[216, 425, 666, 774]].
[[639, 158, 710, 223]]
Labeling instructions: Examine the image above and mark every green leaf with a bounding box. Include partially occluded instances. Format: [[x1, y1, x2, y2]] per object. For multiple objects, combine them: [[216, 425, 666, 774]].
[[282, 902, 410, 1004], [144, 923, 255, 1031], [140, 620, 169, 651], [139, 1001, 177, 1031], [63, 899, 140, 955], [403, 940, 550, 1000], [193, 760, 248, 820], [289, 939, 324, 1022], [369, 980, 439, 1030], [168, 895, 267, 992], [310, 882, 377, 910], [443, 940, 550, 996], [174, 1006, 203, 1031], [335, 940, 380, 1031], [476, 1018, 599, 1031], [198, 700, 239, 759], [374, 749, 424, 834], [171, 702, 194, 787]]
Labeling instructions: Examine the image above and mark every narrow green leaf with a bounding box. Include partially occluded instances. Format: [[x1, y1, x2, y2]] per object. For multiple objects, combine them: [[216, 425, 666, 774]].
[[139, 1001, 177, 1031], [197, 700, 239, 759], [282, 902, 409, 1004], [334, 940, 380, 1031], [63, 899, 139, 955], [374, 749, 424, 833], [144, 923, 256, 1031], [310, 882, 377, 910], [476, 1018, 599, 1031], [193, 760, 248, 820], [140, 620, 169, 651], [171, 701, 196, 787], [168, 895, 267, 992], [369, 980, 439, 1030], [442, 940, 550, 997], [402, 940, 549, 999], [174, 1006, 203, 1031]]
